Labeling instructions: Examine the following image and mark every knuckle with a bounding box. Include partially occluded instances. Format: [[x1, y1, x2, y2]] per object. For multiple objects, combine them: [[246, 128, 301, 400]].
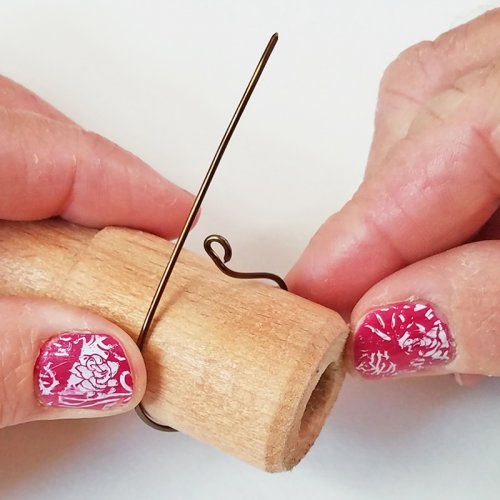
[[455, 61, 500, 92], [407, 61, 500, 135], [379, 7, 500, 99], [380, 40, 436, 94], [408, 86, 463, 133]]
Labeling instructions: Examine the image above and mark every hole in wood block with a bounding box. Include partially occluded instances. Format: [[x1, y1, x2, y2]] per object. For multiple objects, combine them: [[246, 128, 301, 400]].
[[299, 363, 336, 443], [281, 359, 344, 471]]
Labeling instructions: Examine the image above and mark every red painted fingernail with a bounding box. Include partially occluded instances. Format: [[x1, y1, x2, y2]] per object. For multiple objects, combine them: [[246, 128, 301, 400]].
[[34, 332, 133, 409], [354, 302, 456, 379]]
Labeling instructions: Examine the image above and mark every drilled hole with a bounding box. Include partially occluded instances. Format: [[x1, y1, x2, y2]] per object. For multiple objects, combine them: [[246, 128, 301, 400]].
[[299, 364, 335, 442]]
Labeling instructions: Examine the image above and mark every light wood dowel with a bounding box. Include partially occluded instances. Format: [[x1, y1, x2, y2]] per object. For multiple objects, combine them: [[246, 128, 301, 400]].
[[0, 219, 348, 471]]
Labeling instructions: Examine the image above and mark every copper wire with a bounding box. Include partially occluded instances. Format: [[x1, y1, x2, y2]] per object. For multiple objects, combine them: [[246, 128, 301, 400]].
[[136, 33, 283, 431]]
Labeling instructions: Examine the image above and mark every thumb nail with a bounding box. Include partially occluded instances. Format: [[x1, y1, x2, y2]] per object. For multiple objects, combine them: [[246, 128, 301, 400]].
[[353, 301, 456, 379], [35, 331, 134, 410]]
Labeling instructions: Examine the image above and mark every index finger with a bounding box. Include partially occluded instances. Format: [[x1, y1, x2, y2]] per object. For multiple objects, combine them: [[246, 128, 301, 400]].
[[0, 107, 193, 239], [287, 122, 500, 315]]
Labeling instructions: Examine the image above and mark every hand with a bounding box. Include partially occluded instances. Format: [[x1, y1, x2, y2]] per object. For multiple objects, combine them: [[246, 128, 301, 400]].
[[288, 9, 500, 383], [0, 76, 194, 427]]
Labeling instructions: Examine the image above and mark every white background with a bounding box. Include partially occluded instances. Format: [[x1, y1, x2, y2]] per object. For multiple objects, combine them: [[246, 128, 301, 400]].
[[0, 1, 499, 499]]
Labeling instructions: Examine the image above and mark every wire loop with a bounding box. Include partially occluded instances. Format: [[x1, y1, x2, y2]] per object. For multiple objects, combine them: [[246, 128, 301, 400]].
[[204, 235, 288, 290]]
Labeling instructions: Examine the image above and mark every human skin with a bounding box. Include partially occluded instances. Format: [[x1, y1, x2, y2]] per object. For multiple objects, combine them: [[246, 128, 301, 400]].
[[288, 8, 500, 383], [0, 75, 194, 428], [2, 8, 500, 429]]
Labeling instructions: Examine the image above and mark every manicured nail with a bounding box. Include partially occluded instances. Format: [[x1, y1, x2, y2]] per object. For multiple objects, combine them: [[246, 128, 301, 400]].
[[34, 332, 133, 409], [354, 302, 456, 379]]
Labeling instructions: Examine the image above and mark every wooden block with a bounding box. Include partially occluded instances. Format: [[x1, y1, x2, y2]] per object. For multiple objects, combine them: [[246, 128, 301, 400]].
[[0, 219, 348, 471]]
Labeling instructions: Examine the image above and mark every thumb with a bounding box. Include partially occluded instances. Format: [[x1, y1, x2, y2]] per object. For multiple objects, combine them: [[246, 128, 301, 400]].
[[0, 297, 146, 428], [288, 49, 500, 315], [287, 123, 500, 315], [348, 240, 500, 380]]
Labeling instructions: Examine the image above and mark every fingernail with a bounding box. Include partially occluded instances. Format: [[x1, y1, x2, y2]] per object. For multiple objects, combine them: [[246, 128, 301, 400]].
[[34, 332, 133, 409], [354, 302, 456, 379]]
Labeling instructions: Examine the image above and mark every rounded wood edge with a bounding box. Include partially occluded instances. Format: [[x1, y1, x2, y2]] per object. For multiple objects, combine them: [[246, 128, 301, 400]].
[[264, 314, 349, 472]]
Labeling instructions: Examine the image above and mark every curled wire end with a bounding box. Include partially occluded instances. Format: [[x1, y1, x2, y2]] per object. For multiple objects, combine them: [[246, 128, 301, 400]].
[[204, 234, 288, 291], [135, 403, 177, 432]]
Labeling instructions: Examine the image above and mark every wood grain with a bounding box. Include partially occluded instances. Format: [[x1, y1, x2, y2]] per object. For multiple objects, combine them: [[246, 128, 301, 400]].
[[0, 219, 348, 471]]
